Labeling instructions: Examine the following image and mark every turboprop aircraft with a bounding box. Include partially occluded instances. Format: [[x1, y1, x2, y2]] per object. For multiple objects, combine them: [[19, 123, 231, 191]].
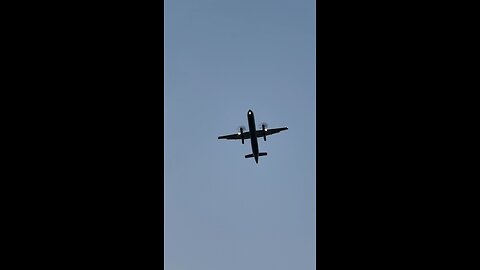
[[218, 110, 288, 164]]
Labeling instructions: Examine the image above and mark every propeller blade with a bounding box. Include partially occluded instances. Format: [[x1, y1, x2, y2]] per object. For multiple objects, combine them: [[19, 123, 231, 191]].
[[237, 126, 246, 134]]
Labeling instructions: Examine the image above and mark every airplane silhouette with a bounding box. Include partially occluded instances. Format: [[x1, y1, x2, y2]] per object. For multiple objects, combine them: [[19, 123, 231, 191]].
[[218, 110, 288, 164]]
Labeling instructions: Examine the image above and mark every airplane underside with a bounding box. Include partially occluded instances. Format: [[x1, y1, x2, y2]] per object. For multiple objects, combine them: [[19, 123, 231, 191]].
[[217, 110, 288, 164]]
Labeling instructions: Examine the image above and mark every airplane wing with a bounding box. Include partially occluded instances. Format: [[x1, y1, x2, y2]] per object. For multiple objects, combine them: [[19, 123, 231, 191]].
[[255, 127, 288, 137], [218, 127, 288, 140], [218, 132, 251, 140]]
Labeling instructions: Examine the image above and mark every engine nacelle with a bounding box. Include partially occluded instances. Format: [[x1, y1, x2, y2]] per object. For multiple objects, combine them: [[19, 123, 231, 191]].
[[262, 124, 267, 141], [240, 127, 244, 144]]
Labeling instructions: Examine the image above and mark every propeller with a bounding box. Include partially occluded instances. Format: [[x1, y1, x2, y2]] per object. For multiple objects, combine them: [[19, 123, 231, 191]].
[[260, 123, 268, 141], [237, 126, 246, 144]]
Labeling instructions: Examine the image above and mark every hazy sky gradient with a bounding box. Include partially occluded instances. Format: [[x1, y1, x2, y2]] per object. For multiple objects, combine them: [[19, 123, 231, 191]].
[[165, 0, 315, 269]]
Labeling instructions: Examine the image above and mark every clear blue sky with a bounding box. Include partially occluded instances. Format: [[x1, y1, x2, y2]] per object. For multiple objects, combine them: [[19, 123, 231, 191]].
[[165, 0, 315, 269]]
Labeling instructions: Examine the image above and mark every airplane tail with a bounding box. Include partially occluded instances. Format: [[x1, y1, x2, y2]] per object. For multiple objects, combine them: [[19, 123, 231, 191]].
[[245, 152, 267, 158]]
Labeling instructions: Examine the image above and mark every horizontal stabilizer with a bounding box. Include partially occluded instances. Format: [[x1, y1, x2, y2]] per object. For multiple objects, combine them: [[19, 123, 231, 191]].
[[245, 152, 267, 158]]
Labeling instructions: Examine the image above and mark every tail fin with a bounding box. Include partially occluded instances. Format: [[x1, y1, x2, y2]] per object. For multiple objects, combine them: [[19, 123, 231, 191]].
[[245, 152, 267, 158]]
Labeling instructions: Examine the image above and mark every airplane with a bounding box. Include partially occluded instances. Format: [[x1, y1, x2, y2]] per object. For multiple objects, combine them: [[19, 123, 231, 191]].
[[218, 109, 288, 164]]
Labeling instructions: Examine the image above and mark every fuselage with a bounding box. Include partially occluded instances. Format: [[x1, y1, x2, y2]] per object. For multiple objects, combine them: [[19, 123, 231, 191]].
[[247, 110, 259, 163]]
